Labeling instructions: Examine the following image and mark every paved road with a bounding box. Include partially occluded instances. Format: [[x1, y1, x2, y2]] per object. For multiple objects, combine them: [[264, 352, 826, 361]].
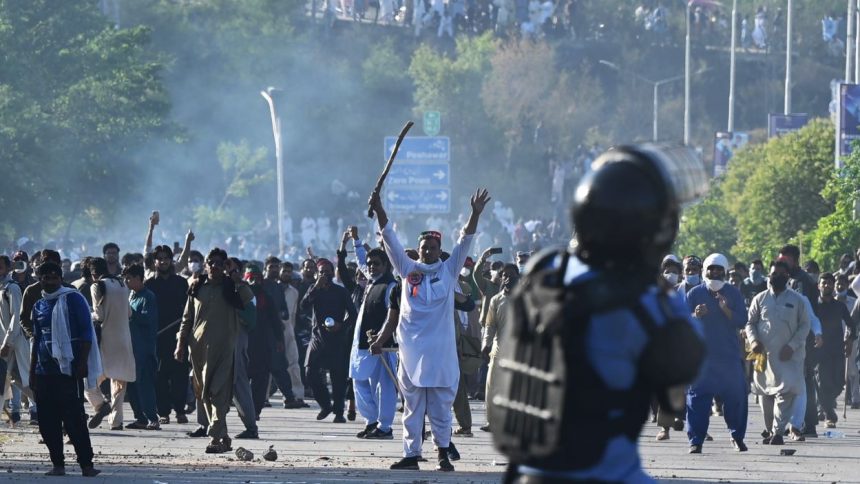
[[1, 395, 858, 483]]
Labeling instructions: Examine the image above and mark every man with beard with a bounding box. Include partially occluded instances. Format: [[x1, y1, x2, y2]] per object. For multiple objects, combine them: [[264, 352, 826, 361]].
[[368, 188, 490, 472], [175, 248, 253, 453], [300, 258, 357, 423], [145, 245, 190, 425]]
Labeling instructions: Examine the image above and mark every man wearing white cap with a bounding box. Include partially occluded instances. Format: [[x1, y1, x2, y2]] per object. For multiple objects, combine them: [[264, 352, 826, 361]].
[[685, 253, 749, 454]]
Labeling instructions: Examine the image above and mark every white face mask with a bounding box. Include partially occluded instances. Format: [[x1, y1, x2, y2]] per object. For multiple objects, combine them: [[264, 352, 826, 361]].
[[188, 261, 202, 274], [705, 278, 725, 292], [460, 267, 472, 278], [663, 272, 679, 285]]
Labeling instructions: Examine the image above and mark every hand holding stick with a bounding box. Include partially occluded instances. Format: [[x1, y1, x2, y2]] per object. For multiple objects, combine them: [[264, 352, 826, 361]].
[[368, 121, 413, 218]]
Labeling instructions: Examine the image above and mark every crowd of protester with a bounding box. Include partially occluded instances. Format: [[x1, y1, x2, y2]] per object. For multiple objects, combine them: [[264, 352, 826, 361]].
[[655, 246, 859, 452], [3, 198, 860, 474]]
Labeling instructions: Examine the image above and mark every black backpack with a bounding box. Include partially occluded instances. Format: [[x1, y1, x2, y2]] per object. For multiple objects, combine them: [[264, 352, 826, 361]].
[[489, 249, 704, 471]]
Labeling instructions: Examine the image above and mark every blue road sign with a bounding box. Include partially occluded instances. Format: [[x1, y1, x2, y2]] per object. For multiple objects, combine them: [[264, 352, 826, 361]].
[[387, 163, 449, 187], [386, 187, 450, 213], [384, 136, 450, 162]]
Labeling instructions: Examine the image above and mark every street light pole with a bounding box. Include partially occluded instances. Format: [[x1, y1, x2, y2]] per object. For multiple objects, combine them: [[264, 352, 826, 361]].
[[684, 1, 691, 144], [261, 87, 286, 258], [728, 0, 737, 132], [599, 60, 686, 142], [784, 0, 793, 115]]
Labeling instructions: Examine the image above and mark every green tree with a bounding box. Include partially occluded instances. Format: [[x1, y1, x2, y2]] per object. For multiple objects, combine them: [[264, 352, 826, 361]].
[[192, 140, 274, 241], [674, 183, 738, 260], [0, 0, 175, 239], [808, 149, 860, 270], [728, 119, 834, 261], [481, 40, 604, 158]]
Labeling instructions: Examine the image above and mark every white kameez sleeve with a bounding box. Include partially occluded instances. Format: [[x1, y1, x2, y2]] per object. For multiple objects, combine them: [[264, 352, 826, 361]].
[[444, 230, 475, 280], [380, 224, 414, 279]]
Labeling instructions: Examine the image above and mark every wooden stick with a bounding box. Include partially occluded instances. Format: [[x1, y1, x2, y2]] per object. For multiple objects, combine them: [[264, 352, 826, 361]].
[[368, 121, 413, 218]]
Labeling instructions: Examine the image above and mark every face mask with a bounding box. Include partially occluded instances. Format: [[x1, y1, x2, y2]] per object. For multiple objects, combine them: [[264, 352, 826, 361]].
[[460, 267, 472, 278], [663, 272, 679, 285], [517, 264, 527, 275], [357, 278, 368, 289], [704, 278, 725, 292], [188, 262, 201, 274], [769, 273, 789, 290], [684, 274, 700, 286], [837, 289, 848, 297]]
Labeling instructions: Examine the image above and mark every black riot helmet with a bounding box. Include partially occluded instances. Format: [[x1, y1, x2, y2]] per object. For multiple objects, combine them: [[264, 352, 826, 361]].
[[571, 144, 706, 274]]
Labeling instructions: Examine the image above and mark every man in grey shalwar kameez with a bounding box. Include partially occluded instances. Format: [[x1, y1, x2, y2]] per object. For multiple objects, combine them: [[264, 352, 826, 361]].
[[746, 260, 811, 445]]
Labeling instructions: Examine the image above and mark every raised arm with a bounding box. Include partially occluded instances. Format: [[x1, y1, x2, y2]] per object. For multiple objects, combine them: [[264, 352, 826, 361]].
[[144, 212, 158, 255], [463, 188, 491, 235], [446, 189, 491, 278], [369, 191, 412, 278], [175, 229, 194, 271]]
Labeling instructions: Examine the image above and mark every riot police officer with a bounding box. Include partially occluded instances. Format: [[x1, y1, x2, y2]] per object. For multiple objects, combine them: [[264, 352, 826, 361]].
[[489, 144, 708, 483]]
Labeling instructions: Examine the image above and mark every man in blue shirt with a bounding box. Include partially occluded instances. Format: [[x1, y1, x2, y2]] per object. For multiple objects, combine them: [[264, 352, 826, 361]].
[[31, 261, 101, 477], [686, 253, 749, 454]]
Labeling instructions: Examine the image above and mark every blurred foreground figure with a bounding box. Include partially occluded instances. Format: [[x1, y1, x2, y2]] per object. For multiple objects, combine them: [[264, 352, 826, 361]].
[[489, 144, 708, 483]]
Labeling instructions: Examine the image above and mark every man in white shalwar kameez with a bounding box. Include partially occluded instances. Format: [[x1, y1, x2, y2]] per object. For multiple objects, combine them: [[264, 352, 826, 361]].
[[746, 260, 811, 445], [369, 188, 490, 472]]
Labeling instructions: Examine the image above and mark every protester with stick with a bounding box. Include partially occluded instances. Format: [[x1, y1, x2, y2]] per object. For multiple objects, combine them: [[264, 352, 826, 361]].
[[368, 187, 490, 472]]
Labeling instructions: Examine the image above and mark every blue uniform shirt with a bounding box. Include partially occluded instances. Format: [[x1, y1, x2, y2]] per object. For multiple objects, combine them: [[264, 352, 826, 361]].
[[32, 291, 94, 376], [520, 253, 702, 484]]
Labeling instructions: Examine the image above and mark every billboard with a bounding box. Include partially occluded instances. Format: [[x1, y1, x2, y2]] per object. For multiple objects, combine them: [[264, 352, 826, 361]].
[[839, 83, 860, 159], [712, 131, 749, 177], [768, 113, 809, 139]]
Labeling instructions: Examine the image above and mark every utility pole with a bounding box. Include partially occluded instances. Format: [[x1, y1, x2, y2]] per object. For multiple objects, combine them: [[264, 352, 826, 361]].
[[684, 2, 692, 144], [728, 0, 738, 132], [784, 0, 793, 115]]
